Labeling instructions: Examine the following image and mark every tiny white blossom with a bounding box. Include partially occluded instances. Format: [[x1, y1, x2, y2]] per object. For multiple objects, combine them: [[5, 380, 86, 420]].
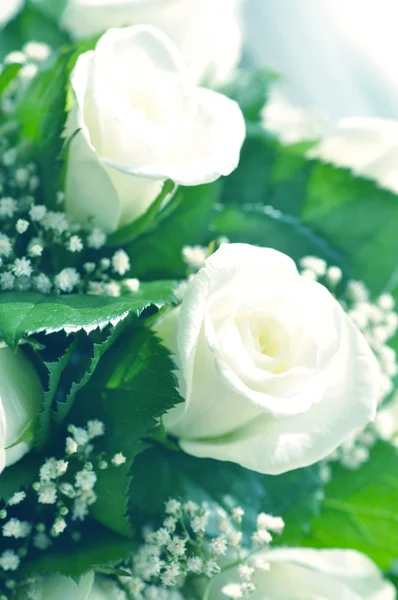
[[40, 458, 59, 481], [167, 536, 186, 557], [52, 518, 67, 536], [29, 205, 47, 221], [112, 249, 130, 275], [67, 235, 83, 252], [37, 484, 57, 505], [75, 469, 97, 491], [112, 452, 126, 466], [154, 527, 170, 546], [34, 273, 52, 294], [163, 517, 177, 532], [325, 265, 342, 287], [191, 513, 208, 534], [87, 228, 106, 249], [182, 245, 207, 270], [0, 550, 20, 571], [14, 167, 30, 187], [221, 583, 243, 599], [83, 262, 96, 273], [12, 257, 32, 278], [16, 219, 29, 234], [65, 437, 78, 455], [0, 272, 15, 290], [228, 530, 243, 547], [210, 536, 228, 556], [161, 563, 180, 587], [232, 507, 244, 523], [23, 41, 51, 62], [29, 243, 43, 257], [183, 501, 199, 516], [3, 518, 31, 538], [0, 233, 12, 257], [8, 492, 26, 506], [43, 211, 69, 234], [204, 559, 221, 577], [187, 557, 203, 574], [87, 281, 105, 295], [54, 268, 80, 292], [239, 564, 255, 580], [300, 256, 326, 277], [4, 51, 26, 65], [87, 420, 105, 439], [124, 278, 140, 292], [2, 148, 18, 166], [165, 499, 181, 515], [104, 281, 121, 297], [55, 460, 69, 477], [252, 529, 273, 546], [256, 513, 285, 534]]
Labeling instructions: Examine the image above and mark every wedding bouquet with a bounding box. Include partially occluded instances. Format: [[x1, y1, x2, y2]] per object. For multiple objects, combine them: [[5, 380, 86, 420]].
[[1, 1, 398, 599]]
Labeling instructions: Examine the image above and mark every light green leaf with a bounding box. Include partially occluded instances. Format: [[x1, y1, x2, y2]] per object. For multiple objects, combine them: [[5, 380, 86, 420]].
[[301, 442, 398, 569], [0, 63, 22, 98], [0, 280, 176, 347]]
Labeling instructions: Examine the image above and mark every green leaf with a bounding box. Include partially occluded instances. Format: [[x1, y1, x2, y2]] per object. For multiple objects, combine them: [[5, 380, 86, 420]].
[[18, 48, 73, 208], [212, 203, 344, 267], [34, 338, 78, 448], [129, 447, 322, 541], [23, 524, 132, 579], [0, 455, 40, 504], [0, 63, 22, 98], [71, 328, 182, 537], [223, 131, 398, 293], [107, 179, 176, 247], [301, 442, 398, 569], [0, 280, 176, 347], [221, 68, 275, 123], [53, 325, 123, 425], [127, 182, 220, 280]]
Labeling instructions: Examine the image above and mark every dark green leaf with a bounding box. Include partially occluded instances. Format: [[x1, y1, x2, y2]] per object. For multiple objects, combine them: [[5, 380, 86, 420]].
[[127, 183, 220, 280], [129, 447, 322, 541], [301, 442, 398, 569], [107, 179, 175, 247], [0, 455, 40, 504], [0, 280, 176, 347], [223, 131, 398, 293], [71, 328, 182, 537], [23, 524, 132, 578]]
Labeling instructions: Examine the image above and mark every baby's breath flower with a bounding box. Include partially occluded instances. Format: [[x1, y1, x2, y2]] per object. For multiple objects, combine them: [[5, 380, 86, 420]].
[[0, 234, 12, 257], [112, 453, 126, 466], [15, 219, 29, 234], [7, 492, 26, 506], [87, 420, 105, 439], [2, 519, 31, 539], [0, 197, 17, 219], [124, 278, 140, 292], [67, 235, 83, 253], [104, 281, 121, 297], [42, 211, 69, 234], [210, 536, 228, 556], [65, 437, 78, 455], [54, 268, 80, 292], [34, 273, 51, 294], [29, 205, 46, 221], [112, 249, 130, 275], [165, 499, 182, 515], [0, 272, 15, 290], [87, 228, 106, 249], [12, 257, 32, 277], [0, 551, 20, 572]]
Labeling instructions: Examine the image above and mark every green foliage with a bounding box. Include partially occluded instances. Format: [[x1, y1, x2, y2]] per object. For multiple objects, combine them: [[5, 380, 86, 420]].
[[0, 4, 69, 61], [221, 68, 275, 123], [301, 443, 398, 569], [23, 524, 132, 578], [129, 447, 322, 543], [0, 63, 22, 98], [127, 183, 221, 280], [0, 455, 40, 504], [221, 130, 398, 293], [0, 280, 176, 346], [70, 328, 182, 537]]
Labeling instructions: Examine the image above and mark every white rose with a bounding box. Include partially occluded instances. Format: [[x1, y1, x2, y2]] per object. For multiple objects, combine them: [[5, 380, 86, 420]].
[[211, 548, 395, 600], [155, 243, 379, 475], [0, 0, 23, 27], [64, 25, 245, 233], [61, 0, 242, 85], [0, 344, 43, 473], [309, 117, 398, 194]]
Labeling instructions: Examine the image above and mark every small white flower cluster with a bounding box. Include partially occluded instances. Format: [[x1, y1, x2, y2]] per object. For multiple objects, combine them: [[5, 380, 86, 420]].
[[300, 256, 398, 470], [0, 137, 139, 297], [110, 499, 284, 600], [0, 42, 52, 115], [0, 421, 126, 597]]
